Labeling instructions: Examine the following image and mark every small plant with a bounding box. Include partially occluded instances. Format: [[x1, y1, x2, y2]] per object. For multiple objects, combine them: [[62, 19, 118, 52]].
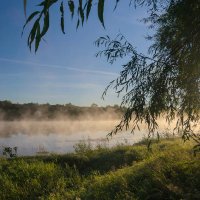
[[95, 138, 109, 150], [36, 145, 49, 155], [73, 139, 93, 154], [3, 146, 18, 158]]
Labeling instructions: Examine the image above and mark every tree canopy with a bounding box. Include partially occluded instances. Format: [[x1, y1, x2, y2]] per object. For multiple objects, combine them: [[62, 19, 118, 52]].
[[23, 0, 200, 149]]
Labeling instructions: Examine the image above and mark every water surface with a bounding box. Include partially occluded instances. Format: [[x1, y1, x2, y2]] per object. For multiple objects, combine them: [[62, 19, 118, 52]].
[[0, 120, 145, 155]]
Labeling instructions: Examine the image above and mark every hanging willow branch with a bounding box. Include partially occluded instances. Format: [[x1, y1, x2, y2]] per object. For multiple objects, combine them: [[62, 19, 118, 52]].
[[22, 0, 160, 52], [95, 30, 200, 147]]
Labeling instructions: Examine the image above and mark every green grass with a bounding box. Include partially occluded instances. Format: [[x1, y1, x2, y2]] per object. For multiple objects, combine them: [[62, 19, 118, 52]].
[[0, 139, 200, 199]]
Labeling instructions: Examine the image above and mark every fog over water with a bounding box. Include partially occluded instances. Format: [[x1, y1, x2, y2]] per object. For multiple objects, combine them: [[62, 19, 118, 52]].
[[0, 120, 145, 155], [0, 118, 175, 156]]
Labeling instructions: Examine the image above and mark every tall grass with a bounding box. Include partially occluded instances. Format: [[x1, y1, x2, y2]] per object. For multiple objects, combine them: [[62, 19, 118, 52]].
[[0, 139, 199, 199]]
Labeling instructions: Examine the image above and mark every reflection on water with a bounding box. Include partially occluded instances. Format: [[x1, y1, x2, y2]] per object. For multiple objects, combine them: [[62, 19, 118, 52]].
[[0, 121, 145, 156]]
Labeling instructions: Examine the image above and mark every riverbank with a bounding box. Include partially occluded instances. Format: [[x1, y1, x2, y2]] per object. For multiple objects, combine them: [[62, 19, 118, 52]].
[[0, 139, 199, 199]]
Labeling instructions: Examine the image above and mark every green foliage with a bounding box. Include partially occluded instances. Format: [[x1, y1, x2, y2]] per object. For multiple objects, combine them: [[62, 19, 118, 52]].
[[98, 0, 105, 28], [0, 100, 122, 120], [3, 147, 18, 158], [95, 1, 200, 146], [22, 0, 160, 52], [60, 1, 65, 34], [22, 0, 107, 52], [0, 160, 67, 199], [79, 140, 200, 200], [73, 139, 93, 154], [0, 139, 199, 199]]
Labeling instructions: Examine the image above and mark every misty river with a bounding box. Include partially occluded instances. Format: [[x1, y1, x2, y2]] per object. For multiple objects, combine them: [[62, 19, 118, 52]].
[[0, 120, 147, 156]]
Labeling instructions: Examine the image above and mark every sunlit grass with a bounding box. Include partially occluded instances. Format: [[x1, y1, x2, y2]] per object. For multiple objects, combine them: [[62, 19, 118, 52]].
[[0, 139, 199, 199]]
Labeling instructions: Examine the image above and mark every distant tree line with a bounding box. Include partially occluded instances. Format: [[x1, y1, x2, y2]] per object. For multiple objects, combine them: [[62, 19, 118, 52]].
[[0, 100, 124, 121]]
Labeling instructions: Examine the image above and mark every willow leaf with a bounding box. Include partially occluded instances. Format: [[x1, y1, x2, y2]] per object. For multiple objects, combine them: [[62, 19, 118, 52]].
[[98, 0, 105, 28]]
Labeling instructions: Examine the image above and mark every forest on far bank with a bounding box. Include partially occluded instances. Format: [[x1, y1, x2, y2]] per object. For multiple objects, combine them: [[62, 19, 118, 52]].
[[0, 100, 124, 121]]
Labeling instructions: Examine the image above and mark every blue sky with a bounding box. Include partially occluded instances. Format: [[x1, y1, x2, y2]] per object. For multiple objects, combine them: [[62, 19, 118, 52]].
[[0, 1, 152, 106]]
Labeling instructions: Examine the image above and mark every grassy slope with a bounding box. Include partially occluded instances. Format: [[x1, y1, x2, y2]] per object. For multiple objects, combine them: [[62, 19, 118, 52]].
[[0, 139, 199, 200]]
